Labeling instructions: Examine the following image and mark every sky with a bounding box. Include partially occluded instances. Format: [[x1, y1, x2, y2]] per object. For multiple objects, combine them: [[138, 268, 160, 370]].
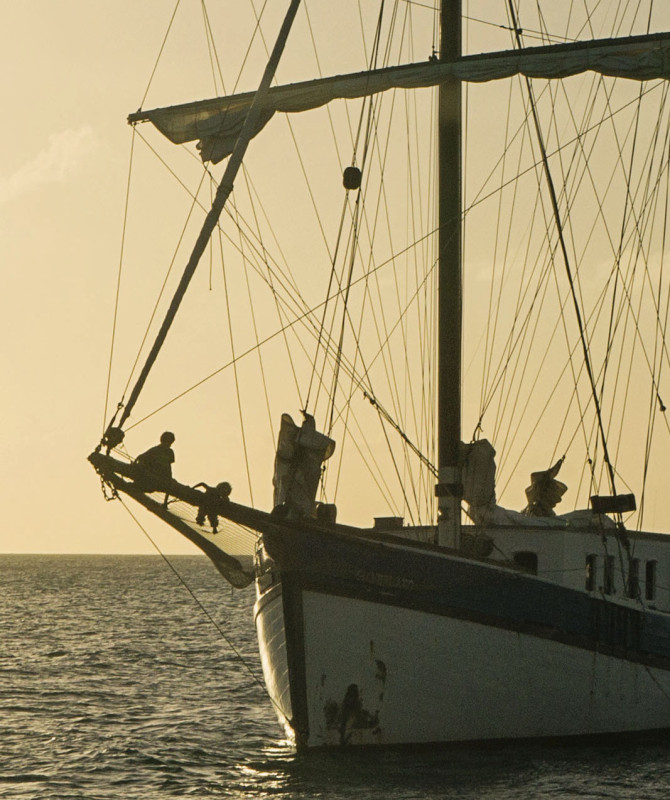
[[0, 1, 238, 554], [4, 1, 670, 555], [1, 0, 426, 555]]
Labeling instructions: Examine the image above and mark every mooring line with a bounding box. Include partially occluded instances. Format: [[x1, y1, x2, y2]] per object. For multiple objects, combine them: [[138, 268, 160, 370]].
[[118, 498, 268, 691]]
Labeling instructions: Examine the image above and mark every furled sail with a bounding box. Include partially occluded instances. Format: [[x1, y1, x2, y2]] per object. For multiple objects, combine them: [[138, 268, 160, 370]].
[[272, 413, 335, 518], [129, 32, 670, 162]]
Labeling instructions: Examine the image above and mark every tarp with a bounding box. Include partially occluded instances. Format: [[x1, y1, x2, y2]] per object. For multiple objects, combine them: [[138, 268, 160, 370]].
[[129, 32, 670, 162], [272, 413, 335, 517]]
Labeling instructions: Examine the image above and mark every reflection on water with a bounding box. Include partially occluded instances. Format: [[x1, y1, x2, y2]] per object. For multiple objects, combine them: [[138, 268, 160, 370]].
[[3, 555, 670, 800], [235, 740, 670, 800]]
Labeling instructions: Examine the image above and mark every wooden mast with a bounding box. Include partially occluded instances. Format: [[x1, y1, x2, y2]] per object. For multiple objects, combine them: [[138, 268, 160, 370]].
[[437, 0, 462, 548]]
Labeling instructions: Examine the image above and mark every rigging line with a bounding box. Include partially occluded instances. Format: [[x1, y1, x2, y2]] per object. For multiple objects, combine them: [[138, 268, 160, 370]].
[[240, 233, 307, 419], [480, 80, 529, 420], [169, 131, 315, 326], [496, 256, 643, 504], [598, 80, 650, 431], [218, 167, 336, 422], [306, 198, 351, 414], [329, 400, 406, 514], [103, 128, 137, 433], [482, 128, 545, 441], [318, 36, 418, 456], [621, 111, 667, 488], [375, 4, 436, 467], [121, 162, 209, 401], [139, 0, 182, 110], [491, 200, 558, 453], [268, 3, 367, 300], [204, 11, 354, 364], [234, 0, 272, 97], [492, 251, 581, 483], [477, 208, 568, 433], [346, 9, 429, 462], [472, 62, 604, 432], [327, 114, 439, 422], [509, 6, 618, 500], [232, 163, 305, 299], [200, 0, 226, 96], [330, 258, 440, 512], [330, 121, 394, 435], [551, 76, 670, 425], [116, 0, 303, 432], [122, 116, 446, 439], [325, 0, 387, 434], [116, 499, 281, 710], [343, 243, 438, 407], [256, 0, 380, 345], [467, 83, 664, 221], [238, 165, 298, 435], [322, 186, 438, 433], [297, 103, 385, 416], [517, 78, 616, 472], [463, 11, 572, 43], [301, 7, 354, 172], [480, 101, 624, 488], [128, 234, 438, 462], [134, 88, 652, 402], [641, 121, 670, 527], [375, 404, 419, 524], [331, 73, 428, 460], [277, 12, 391, 412], [330, 187, 432, 513], [397, 35, 436, 501], [606, 164, 661, 475], [494, 101, 656, 496], [218, 185, 255, 505], [347, 424, 402, 514], [365, 391, 437, 475], [326, 169, 369, 437]]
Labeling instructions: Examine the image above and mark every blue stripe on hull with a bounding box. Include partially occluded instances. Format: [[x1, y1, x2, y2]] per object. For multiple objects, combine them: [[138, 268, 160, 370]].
[[261, 525, 670, 670]]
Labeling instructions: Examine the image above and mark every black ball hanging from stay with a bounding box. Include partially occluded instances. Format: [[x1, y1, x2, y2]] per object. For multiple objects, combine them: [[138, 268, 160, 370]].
[[343, 166, 362, 191]]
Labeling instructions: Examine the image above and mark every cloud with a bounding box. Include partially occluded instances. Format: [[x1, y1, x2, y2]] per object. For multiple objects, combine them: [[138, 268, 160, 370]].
[[0, 126, 98, 203]]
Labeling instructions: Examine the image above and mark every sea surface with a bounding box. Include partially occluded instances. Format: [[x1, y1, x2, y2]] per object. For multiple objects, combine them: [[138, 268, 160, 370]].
[[4, 555, 670, 799]]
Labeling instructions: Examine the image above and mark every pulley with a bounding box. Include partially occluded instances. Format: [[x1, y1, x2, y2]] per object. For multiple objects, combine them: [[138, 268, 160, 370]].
[[343, 166, 362, 191]]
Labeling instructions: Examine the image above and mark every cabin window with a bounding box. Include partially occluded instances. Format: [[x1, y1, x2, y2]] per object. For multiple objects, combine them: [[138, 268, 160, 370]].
[[646, 560, 658, 602], [627, 558, 640, 599], [585, 555, 597, 591], [604, 555, 615, 595], [513, 551, 538, 574]]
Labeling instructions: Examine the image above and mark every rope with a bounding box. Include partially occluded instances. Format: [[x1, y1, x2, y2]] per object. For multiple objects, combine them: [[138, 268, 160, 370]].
[[102, 129, 137, 434], [508, 4, 618, 503], [139, 0, 183, 111], [116, 0, 303, 431], [117, 496, 290, 723]]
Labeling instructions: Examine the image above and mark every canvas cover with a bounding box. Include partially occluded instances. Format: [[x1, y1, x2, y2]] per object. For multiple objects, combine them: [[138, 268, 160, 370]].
[[273, 414, 335, 517]]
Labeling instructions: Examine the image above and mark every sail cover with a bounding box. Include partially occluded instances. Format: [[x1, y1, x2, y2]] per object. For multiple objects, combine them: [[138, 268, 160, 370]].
[[272, 413, 335, 518], [130, 32, 670, 163]]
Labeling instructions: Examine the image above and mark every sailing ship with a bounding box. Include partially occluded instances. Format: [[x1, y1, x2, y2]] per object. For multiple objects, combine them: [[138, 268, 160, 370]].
[[90, 1, 670, 748]]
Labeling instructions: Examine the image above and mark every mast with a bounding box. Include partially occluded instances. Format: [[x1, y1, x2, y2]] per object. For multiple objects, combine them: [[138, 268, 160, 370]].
[[436, 0, 462, 548]]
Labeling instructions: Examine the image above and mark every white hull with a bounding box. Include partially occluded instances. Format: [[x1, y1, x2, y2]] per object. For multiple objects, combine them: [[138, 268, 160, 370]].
[[256, 582, 670, 748], [255, 585, 293, 735]]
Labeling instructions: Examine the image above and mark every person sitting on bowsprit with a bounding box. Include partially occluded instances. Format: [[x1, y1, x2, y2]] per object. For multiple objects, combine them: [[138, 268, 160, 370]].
[[134, 432, 175, 502], [194, 481, 232, 533]]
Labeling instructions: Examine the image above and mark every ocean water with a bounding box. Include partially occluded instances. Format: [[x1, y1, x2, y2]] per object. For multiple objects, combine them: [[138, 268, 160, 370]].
[[3, 555, 670, 799]]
